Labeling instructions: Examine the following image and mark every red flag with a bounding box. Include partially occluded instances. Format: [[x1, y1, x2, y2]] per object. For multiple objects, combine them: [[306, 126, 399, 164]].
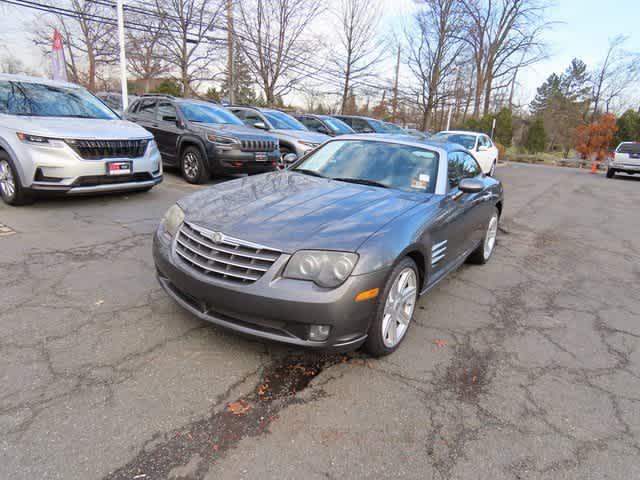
[[51, 30, 68, 82]]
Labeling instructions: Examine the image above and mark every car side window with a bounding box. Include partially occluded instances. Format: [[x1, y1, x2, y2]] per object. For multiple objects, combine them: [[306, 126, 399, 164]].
[[128, 100, 140, 113], [231, 109, 246, 120], [137, 99, 156, 119], [0, 81, 9, 113], [351, 118, 370, 133], [480, 135, 492, 148], [448, 152, 482, 188], [300, 117, 323, 132], [337, 117, 352, 127], [243, 111, 264, 126], [157, 101, 177, 122]]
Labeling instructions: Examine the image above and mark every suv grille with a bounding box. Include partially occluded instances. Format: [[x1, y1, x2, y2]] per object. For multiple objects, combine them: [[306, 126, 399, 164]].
[[66, 139, 148, 160], [240, 139, 278, 152], [175, 223, 280, 284]]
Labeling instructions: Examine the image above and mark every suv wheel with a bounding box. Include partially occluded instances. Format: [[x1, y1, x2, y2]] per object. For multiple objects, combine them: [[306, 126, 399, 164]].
[[0, 153, 33, 206], [181, 146, 208, 184]]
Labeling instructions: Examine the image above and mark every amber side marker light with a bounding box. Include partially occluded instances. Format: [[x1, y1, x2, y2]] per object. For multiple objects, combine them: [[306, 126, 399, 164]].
[[355, 288, 379, 302]]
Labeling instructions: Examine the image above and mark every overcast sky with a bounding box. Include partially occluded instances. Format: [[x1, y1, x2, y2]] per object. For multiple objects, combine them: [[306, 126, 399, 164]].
[[1, 0, 638, 108]]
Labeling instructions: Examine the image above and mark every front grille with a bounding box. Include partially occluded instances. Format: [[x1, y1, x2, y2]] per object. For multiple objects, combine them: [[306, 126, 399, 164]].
[[175, 222, 281, 284], [66, 139, 148, 160], [72, 172, 152, 187], [240, 139, 278, 152]]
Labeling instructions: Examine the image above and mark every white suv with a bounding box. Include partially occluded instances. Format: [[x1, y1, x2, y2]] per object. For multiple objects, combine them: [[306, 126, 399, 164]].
[[0, 74, 162, 206], [607, 142, 640, 179]]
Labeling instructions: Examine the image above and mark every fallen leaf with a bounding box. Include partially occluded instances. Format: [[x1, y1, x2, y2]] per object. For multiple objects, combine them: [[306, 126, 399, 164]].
[[257, 383, 269, 396], [433, 339, 448, 348], [227, 400, 252, 416]]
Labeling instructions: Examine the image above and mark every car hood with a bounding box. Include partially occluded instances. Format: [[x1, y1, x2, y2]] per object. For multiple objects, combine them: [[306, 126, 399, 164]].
[[270, 129, 330, 144], [177, 171, 427, 253], [4, 116, 152, 139], [196, 123, 272, 136]]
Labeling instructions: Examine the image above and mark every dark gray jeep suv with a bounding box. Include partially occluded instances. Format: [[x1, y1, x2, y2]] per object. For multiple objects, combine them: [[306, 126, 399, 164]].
[[126, 96, 279, 183], [153, 135, 504, 356]]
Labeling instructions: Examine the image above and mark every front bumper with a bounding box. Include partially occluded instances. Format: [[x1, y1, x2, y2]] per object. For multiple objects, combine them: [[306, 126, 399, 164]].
[[206, 145, 280, 174], [153, 229, 387, 350]]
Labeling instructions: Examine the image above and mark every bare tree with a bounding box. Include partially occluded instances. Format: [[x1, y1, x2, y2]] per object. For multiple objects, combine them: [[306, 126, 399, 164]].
[[329, 0, 384, 114], [1, 51, 37, 75], [126, 14, 170, 92], [153, 0, 225, 96], [31, 0, 117, 90], [460, 0, 549, 116], [235, 0, 324, 105], [406, 0, 464, 130], [591, 35, 640, 116]]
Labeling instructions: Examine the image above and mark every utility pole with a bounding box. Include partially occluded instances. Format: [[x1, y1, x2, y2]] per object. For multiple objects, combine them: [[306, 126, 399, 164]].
[[391, 45, 401, 122], [446, 105, 452, 131], [116, 0, 128, 111], [226, 0, 235, 105]]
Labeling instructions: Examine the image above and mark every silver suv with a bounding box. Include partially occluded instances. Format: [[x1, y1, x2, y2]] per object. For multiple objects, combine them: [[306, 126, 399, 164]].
[[0, 74, 162, 206]]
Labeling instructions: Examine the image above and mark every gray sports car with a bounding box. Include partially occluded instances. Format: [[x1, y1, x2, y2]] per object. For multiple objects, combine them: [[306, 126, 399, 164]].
[[153, 135, 503, 356]]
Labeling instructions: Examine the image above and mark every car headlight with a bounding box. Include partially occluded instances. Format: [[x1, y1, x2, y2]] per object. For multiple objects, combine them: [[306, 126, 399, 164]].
[[147, 139, 159, 154], [16, 132, 65, 148], [283, 250, 358, 288], [206, 133, 238, 148], [160, 204, 185, 239], [298, 140, 319, 149]]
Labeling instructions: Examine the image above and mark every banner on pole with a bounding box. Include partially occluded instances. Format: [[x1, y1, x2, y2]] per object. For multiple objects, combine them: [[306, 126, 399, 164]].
[[51, 30, 68, 82]]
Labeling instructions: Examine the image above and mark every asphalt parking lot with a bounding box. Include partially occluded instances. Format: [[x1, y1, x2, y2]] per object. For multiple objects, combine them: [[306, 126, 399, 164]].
[[1, 163, 640, 479]]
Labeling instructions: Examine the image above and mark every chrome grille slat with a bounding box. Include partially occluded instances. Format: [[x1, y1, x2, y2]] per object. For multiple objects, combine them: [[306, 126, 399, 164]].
[[67, 139, 147, 160], [239, 139, 277, 152], [175, 223, 281, 284]]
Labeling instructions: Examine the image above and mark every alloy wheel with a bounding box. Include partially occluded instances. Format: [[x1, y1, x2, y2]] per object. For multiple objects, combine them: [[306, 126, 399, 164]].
[[381, 268, 417, 348], [489, 161, 496, 176], [483, 212, 499, 260], [183, 152, 200, 179], [0, 159, 16, 200]]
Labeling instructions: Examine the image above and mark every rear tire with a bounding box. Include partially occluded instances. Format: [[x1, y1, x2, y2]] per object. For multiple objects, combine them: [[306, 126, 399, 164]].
[[181, 146, 209, 184], [0, 153, 34, 206], [364, 257, 419, 357], [468, 207, 499, 264], [606, 168, 615, 179]]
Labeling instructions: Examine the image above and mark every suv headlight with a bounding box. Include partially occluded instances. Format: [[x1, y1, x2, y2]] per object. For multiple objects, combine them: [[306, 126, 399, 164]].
[[16, 132, 65, 148], [160, 204, 185, 239], [206, 133, 238, 148], [283, 250, 358, 288]]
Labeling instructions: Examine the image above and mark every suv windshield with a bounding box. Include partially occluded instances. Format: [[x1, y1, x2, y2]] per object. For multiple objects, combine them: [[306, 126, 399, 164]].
[[431, 132, 477, 150], [617, 142, 640, 154], [321, 116, 354, 134], [179, 102, 243, 125], [0, 80, 117, 119], [293, 139, 439, 193], [262, 110, 307, 130]]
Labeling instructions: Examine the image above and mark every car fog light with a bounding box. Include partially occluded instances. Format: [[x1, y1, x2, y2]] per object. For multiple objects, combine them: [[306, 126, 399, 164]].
[[309, 325, 331, 341]]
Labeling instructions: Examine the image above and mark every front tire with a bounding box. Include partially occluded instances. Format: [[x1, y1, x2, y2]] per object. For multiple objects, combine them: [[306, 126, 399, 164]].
[[468, 207, 499, 264], [489, 160, 497, 176], [181, 146, 209, 184], [0, 153, 33, 206], [606, 168, 615, 179], [364, 257, 419, 357]]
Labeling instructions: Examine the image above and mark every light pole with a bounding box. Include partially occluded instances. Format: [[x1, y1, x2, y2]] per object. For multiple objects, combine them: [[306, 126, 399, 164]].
[[116, 0, 128, 112]]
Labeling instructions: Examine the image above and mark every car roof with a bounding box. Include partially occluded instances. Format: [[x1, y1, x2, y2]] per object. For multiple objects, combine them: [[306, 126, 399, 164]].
[[326, 134, 463, 153], [437, 130, 483, 136], [0, 73, 82, 90]]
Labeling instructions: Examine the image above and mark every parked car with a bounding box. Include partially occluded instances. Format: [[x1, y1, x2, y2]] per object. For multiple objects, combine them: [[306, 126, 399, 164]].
[[406, 128, 431, 140], [607, 142, 640, 178], [431, 130, 499, 176], [383, 122, 410, 135], [126, 96, 279, 183], [228, 106, 329, 161], [0, 74, 162, 206], [332, 115, 388, 134], [153, 135, 503, 356], [294, 113, 355, 136], [96, 92, 138, 116]]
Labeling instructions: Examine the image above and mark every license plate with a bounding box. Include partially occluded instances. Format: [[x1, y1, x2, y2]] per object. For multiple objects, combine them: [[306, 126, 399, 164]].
[[107, 161, 132, 175], [254, 152, 268, 161]]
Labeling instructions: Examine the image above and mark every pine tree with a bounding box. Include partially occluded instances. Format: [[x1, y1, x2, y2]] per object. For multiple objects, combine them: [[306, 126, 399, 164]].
[[221, 49, 258, 105], [524, 118, 547, 153]]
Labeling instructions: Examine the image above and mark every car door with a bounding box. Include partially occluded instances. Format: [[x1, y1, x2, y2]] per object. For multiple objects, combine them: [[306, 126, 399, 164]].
[[475, 135, 494, 173], [444, 151, 489, 261], [128, 98, 157, 134], [155, 100, 181, 164]]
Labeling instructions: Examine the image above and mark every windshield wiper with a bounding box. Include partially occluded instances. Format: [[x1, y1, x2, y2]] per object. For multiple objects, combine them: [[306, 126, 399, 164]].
[[331, 177, 389, 188], [292, 169, 327, 178]]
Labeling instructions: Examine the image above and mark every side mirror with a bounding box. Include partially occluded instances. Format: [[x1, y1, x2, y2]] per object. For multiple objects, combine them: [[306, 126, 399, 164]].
[[283, 153, 298, 166], [253, 121, 268, 130], [458, 178, 484, 194], [317, 126, 330, 135]]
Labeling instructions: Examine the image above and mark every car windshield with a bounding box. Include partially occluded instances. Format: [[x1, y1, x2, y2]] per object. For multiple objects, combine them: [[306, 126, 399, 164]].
[[431, 132, 477, 150], [293, 139, 439, 193], [384, 123, 406, 134], [321, 116, 354, 134], [0, 80, 118, 119], [179, 102, 243, 125], [262, 110, 307, 130], [617, 142, 640, 154], [367, 118, 388, 133]]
